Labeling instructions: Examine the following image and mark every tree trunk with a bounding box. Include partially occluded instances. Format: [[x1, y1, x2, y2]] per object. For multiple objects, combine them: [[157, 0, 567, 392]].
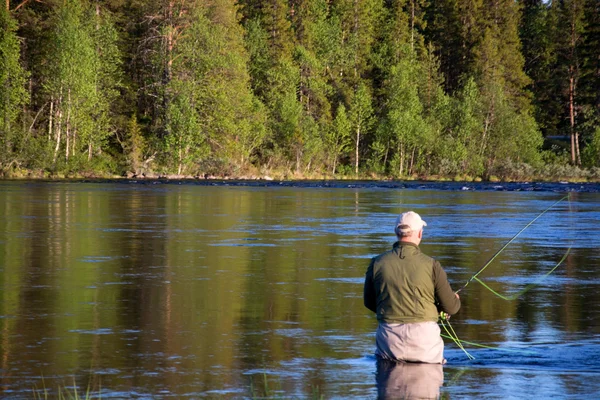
[[575, 131, 581, 165], [53, 96, 62, 165], [409, 146, 416, 175], [568, 9, 581, 166], [481, 96, 495, 158], [72, 127, 76, 158], [398, 142, 404, 177], [569, 72, 580, 165], [353, 0, 360, 80], [355, 124, 360, 176], [167, 1, 174, 82], [410, 0, 415, 52], [569, 73, 576, 164], [296, 146, 301, 173], [178, 145, 182, 175], [48, 98, 53, 142], [65, 89, 71, 161], [383, 139, 390, 167]]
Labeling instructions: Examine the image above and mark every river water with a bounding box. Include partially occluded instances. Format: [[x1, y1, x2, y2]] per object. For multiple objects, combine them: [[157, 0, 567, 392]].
[[0, 180, 598, 399]]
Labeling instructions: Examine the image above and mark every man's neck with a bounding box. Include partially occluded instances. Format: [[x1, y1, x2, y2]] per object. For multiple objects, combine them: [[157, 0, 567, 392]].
[[399, 238, 420, 246]]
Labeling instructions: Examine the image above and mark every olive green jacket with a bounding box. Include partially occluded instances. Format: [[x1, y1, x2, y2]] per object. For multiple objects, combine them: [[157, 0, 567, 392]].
[[364, 242, 460, 323]]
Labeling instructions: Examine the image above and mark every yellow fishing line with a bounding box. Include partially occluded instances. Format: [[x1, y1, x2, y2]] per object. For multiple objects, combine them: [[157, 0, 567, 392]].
[[439, 313, 475, 360], [473, 245, 572, 301], [456, 194, 571, 294], [439, 333, 537, 354], [447, 194, 574, 360]]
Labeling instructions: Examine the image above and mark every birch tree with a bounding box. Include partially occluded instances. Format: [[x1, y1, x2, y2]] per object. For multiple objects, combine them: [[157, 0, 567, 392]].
[[44, 0, 120, 167], [0, 6, 28, 170], [166, 0, 267, 175]]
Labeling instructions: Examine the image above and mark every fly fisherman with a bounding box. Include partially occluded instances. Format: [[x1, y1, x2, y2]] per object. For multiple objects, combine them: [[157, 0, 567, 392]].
[[363, 211, 461, 364]]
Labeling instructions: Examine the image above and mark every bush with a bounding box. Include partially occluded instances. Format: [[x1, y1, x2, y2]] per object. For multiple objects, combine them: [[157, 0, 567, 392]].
[[488, 159, 536, 182], [535, 163, 589, 182]]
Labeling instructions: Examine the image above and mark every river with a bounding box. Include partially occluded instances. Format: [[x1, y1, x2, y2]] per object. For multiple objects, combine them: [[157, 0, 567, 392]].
[[0, 180, 598, 399]]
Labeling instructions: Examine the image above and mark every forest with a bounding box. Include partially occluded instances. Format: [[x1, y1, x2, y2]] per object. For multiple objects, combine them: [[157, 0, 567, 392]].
[[1, 0, 599, 181]]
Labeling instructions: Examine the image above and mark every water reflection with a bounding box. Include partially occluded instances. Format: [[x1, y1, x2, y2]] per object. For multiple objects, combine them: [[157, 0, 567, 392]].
[[0, 181, 599, 398], [376, 359, 443, 399]]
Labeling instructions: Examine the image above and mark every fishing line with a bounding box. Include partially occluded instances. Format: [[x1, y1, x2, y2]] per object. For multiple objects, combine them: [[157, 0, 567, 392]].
[[472, 245, 572, 301], [439, 313, 475, 360], [446, 243, 572, 360], [439, 333, 538, 355], [456, 193, 571, 295], [443, 194, 573, 360], [439, 315, 540, 359]]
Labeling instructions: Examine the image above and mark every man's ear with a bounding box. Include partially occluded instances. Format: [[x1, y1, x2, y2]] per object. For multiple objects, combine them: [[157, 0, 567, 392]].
[[418, 229, 423, 239]]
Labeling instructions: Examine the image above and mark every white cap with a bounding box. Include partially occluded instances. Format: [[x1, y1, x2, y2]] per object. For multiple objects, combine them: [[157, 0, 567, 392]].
[[394, 211, 427, 237]]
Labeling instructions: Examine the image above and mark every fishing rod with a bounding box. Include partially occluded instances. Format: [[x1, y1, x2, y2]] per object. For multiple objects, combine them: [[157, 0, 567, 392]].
[[444, 194, 573, 360], [455, 193, 571, 295]]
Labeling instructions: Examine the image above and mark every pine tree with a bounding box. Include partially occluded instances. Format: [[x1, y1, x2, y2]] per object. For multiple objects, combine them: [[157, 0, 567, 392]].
[[579, 0, 600, 163], [289, 0, 332, 172], [134, 0, 197, 141], [425, 0, 483, 93], [88, 3, 122, 161], [520, 0, 562, 137], [332, 0, 381, 92], [466, 0, 542, 175], [328, 103, 352, 175], [239, 0, 294, 62], [555, 0, 586, 165], [290, 0, 331, 124], [474, 0, 531, 109], [239, 0, 301, 171], [123, 114, 145, 174]]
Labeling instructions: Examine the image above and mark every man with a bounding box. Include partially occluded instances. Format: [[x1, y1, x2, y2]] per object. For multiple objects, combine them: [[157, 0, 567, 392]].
[[363, 211, 460, 364]]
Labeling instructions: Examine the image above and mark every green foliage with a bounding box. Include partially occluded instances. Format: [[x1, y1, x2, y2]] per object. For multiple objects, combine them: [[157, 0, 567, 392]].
[[244, 18, 272, 97], [268, 62, 304, 170], [520, 0, 559, 135], [0, 7, 29, 171], [164, 2, 267, 175], [0, 0, 599, 180], [122, 114, 146, 174], [349, 82, 374, 175], [441, 77, 485, 176], [88, 6, 122, 159], [582, 127, 600, 167], [42, 0, 121, 169], [327, 103, 352, 175], [385, 60, 428, 176], [46, 0, 96, 158], [165, 86, 204, 175]]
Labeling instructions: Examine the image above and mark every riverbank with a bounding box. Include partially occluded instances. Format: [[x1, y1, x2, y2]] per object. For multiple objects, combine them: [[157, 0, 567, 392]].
[[2, 164, 599, 184]]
